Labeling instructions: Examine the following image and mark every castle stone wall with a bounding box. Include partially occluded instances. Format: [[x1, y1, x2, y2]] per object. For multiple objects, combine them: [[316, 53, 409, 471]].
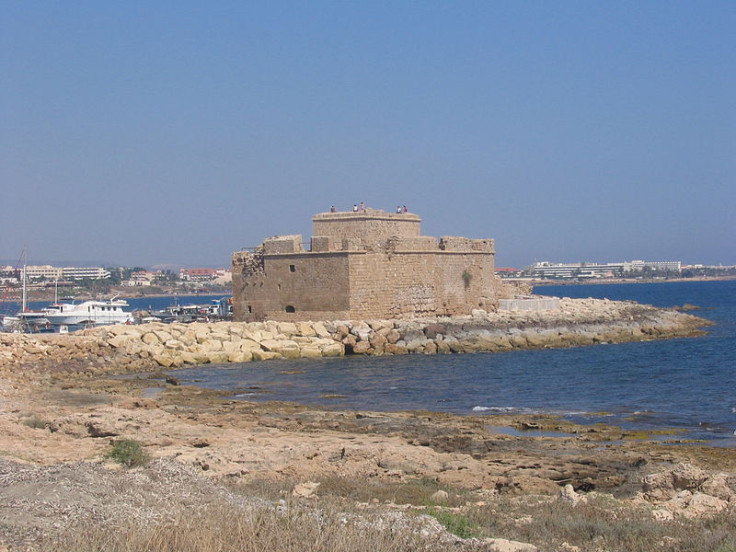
[[232, 210, 503, 322]]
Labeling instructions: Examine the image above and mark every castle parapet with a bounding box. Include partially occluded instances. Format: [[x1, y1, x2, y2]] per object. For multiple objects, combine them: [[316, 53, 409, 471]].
[[389, 236, 441, 252], [263, 235, 304, 255], [440, 236, 495, 253]]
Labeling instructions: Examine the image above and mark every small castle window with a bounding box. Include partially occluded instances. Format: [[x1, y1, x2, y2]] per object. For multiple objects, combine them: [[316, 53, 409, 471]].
[[247, 306, 252, 313], [289, 265, 296, 272], [285, 305, 296, 313]]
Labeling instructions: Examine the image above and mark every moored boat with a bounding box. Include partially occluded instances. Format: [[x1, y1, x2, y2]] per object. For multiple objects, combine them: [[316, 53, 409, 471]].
[[44, 297, 134, 326]]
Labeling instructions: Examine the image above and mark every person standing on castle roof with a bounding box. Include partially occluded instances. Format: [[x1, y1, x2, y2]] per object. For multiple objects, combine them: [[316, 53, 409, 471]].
[[353, 204, 358, 212], [396, 205, 402, 213], [403, 205, 408, 213], [359, 201, 365, 212], [330, 205, 336, 212]]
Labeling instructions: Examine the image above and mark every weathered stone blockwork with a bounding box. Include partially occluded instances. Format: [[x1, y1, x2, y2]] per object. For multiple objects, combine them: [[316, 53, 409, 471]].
[[232, 210, 507, 322]]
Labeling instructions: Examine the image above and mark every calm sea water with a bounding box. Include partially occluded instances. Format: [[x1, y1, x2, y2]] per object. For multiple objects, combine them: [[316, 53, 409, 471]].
[[167, 280, 736, 445]]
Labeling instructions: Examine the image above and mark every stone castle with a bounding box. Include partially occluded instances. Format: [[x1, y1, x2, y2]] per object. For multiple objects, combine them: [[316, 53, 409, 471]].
[[231, 209, 509, 322]]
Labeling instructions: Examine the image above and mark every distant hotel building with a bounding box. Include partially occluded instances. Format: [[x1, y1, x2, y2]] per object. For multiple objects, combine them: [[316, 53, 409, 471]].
[[180, 268, 232, 284], [22, 265, 111, 281], [528, 260, 681, 279], [126, 270, 159, 287]]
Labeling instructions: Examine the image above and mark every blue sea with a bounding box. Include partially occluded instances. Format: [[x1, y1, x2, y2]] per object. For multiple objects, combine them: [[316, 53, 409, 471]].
[[167, 280, 736, 445]]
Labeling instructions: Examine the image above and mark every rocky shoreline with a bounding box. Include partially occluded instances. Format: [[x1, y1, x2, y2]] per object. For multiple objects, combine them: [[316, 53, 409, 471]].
[[1, 297, 733, 551], [0, 298, 710, 377]]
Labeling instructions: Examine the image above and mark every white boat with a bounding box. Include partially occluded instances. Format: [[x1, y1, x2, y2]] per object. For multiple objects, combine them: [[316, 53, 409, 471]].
[[44, 297, 134, 326]]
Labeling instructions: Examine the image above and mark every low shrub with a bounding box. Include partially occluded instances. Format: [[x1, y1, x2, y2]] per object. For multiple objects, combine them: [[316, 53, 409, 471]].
[[105, 439, 150, 468], [427, 508, 476, 539]]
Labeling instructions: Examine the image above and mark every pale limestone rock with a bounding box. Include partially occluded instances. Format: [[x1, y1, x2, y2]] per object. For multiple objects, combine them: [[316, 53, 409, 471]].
[[483, 537, 538, 552], [239, 343, 262, 355], [261, 339, 299, 352], [153, 330, 173, 344], [320, 343, 344, 357], [206, 352, 229, 364], [277, 322, 297, 336], [385, 343, 408, 355], [202, 339, 223, 352], [105, 325, 142, 336], [311, 321, 331, 338], [209, 332, 230, 343], [296, 322, 316, 337], [351, 322, 373, 341], [163, 339, 185, 351], [352, 341, 372, 354], [180, 352, 200, 365], [221, 341, 240, 354], [141, 332, 160, 345], [681, 492, 728, 518], [107, 335, 131, 349], [671, 463, 710, 491], [227, 351, 252, 363], [298, 346, 322, 359], [153, 354, 174, 368], [240, 338, 262, 350], [179, 332, 196, 346], [252, 349, 282, 361], [701, 473, 735, 501], [405, 337, 429, 352], [292, 481, 320, 498], [280, 348, 301, 359], [560, 484, 587, 506]]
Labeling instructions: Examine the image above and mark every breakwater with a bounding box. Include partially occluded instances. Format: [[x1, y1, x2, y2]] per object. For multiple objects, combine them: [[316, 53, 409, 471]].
[[0, 298, 709, 377]]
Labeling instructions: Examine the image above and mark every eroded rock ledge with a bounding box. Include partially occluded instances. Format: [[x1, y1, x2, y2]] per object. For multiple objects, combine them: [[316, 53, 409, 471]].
[[0, 298, 710, 377]]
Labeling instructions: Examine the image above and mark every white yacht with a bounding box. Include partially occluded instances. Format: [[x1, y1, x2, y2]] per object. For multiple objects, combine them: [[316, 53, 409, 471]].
[[44, 298, 134, 327]]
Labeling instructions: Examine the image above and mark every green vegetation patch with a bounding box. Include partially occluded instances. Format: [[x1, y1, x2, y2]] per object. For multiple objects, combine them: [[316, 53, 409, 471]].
[[105, 438, 151, 468], [426, 508, 477, 539]]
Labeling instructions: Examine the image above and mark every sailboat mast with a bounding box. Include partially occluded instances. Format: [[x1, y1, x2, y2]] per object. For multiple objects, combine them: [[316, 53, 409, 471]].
[[21, 250, 27, 313]]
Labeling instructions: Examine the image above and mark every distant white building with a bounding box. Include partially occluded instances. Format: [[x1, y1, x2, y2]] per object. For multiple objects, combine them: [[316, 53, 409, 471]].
[[61, 267, 111, 280], [24, 265, 63, 281], [23, 265, 110, 281], [125, 270, 157, 287], [528, 260, 681, 279]]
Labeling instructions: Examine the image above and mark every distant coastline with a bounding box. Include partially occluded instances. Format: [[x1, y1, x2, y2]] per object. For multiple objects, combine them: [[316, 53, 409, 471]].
[[530, 275, 736, 287]]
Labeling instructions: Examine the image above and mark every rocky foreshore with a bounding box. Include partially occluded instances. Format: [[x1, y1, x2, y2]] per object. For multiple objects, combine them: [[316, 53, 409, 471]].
[[0, 297, 710, 377], [0, 297, 733, 552]]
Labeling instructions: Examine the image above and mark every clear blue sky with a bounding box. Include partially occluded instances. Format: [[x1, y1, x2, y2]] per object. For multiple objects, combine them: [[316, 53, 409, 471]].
[[2, 1, 734, 269]]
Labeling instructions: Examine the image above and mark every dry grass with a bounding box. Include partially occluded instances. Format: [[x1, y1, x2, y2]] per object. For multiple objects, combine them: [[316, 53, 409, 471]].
[[467, 493, 736, 552], [48, 502, 448, 552], [44, 474, 736, 552]]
